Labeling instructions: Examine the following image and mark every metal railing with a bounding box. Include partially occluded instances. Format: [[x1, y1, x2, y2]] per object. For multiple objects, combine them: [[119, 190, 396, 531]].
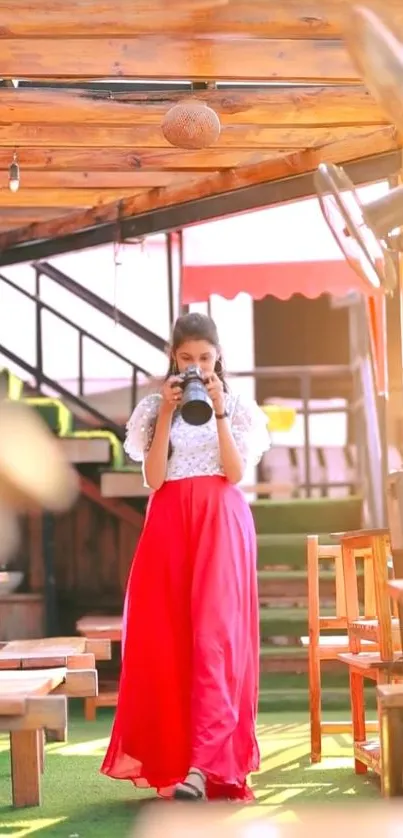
[[34, 261, 167, 352], [231, 341, 385, 526], [0, 272, 155, 439], [231, 364, 356, 498]]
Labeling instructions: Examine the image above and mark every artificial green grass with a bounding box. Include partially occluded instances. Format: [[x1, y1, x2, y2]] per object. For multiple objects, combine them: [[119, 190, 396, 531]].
[[0, 705, 380, 838]]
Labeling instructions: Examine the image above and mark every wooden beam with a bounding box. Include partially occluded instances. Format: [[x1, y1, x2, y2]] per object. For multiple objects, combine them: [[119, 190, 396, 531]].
[[0, 210, 72, 229], [0, 1, 402, 39], [0, 38, 358, 82], [0, 208, 70, 220], [0, 189, 150, 208], [0, 123, 385, 149], [0, 87, 387, 126], [0, 126, 399, 253], [0, 148, 289, 171], [10, 171, 200, 189], [0, 219, 67, 231]]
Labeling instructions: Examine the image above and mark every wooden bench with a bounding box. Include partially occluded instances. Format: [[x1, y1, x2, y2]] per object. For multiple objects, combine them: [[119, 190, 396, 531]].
[[76, 616, 122, 720], [0, 636, 107, 739], [0, 665, 97, 807]]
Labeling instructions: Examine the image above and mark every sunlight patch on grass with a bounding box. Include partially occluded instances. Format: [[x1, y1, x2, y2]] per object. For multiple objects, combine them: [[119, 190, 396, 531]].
[[0, 817, 66, 837], [307, 757, 354, 770], [47, 738, 109, 757], [259, 744, 310, 771]]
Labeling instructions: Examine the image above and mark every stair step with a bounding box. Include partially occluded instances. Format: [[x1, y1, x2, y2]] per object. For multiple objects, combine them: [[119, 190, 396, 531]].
[[251, 496, 362, 535], [257, 567, 344, 603], [258, 687, 376, 711], [257, 533, 335, 570], [258, 569, 339, 580]]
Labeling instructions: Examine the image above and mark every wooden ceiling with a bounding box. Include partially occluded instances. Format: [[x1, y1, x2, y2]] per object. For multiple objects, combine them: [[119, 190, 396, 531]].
[[0, 0, 402, 263]]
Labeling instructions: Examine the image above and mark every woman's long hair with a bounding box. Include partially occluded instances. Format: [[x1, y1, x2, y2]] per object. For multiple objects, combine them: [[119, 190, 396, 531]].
[[147, 312, 228, 458]]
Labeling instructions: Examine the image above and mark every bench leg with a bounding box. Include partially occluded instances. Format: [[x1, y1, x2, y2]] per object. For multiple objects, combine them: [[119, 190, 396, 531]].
[[46, 726, 67, 743], [38, 730, 45, 774], [10, 729, 41, 807], [84, 697, 97, 722]]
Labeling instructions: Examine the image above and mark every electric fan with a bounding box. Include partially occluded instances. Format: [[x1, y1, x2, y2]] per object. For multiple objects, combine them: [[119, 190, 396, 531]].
[[314, 163, 398, 293]]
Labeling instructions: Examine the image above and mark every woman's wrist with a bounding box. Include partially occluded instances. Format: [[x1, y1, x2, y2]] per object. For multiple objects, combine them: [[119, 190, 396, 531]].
[[159, 401, 175, 421], [213, 398, 225, 416]]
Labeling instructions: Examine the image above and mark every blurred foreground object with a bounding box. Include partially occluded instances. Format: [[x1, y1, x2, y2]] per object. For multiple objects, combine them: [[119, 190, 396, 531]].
[[345, 6, 403, 133], [0, 400, 78, 513], [134, 801, 403, 838]]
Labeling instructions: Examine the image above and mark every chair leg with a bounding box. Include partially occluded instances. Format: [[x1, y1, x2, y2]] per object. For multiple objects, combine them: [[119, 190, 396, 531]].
[[380, 701, 403, 797], [309, 646, 322, 763], [350, 670, 367, 774]]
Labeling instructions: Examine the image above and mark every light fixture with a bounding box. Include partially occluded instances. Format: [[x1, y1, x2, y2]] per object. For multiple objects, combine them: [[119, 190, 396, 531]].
[[9, 152, 19, 193]]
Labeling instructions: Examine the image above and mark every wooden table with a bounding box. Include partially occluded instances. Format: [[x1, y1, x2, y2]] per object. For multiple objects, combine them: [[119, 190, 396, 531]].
[[76, 616, 122, 720], [0, 637, 104, 745], [1, 664, 99, 806], [0, 635, 111, 670]]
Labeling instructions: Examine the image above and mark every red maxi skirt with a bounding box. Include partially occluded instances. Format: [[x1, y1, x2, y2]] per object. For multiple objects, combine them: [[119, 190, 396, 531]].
[[101, 475, 260, 801]]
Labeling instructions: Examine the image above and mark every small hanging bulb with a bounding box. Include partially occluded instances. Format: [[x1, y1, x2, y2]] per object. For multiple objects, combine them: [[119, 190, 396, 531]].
[[9, 152, 19, 193]]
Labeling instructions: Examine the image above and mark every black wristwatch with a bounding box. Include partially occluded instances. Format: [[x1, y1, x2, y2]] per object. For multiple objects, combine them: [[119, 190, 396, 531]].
[[215, 410, 229, 420]]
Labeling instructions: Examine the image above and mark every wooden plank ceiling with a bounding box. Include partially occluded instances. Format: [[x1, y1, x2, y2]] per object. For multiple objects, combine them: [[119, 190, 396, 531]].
[[0, 0, 401, 257]]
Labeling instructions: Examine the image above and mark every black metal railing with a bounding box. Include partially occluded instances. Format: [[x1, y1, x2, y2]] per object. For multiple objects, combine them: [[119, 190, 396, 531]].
[[0, 272, 156, 439], [34, 260, 167, 352]]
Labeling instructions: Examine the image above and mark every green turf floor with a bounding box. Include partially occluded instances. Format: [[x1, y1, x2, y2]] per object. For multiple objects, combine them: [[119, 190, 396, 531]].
[[0, 703, 381, 838]]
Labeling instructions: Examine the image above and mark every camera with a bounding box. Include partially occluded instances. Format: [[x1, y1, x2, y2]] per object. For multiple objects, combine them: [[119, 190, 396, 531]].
[[175, 365, 213, 426]]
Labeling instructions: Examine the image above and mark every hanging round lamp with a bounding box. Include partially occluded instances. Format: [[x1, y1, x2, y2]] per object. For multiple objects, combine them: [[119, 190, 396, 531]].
[[161, 99, 221, 150]]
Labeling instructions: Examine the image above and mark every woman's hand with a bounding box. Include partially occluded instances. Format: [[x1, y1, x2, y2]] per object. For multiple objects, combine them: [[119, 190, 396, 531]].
[[160, 376, 183, 413], [204, 372, 225, 415]]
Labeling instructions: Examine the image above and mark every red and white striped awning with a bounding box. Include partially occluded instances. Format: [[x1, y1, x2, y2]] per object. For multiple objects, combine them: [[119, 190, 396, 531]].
[[181, 182, 389, 304]]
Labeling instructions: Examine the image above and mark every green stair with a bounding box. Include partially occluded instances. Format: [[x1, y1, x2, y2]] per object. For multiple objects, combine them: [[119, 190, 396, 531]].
[[253, 495, 363, 710]]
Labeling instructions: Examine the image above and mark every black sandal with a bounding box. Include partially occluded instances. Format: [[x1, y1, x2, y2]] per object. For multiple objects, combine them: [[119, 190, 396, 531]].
[[173, 770, 206, 802]]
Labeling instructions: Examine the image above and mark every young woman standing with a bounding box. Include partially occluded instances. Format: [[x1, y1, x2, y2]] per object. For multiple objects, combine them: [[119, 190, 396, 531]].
[[101, 312, 270, 802]]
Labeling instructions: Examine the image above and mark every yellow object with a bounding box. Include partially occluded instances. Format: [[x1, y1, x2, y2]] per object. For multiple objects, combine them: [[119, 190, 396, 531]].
[[260, 404, 296, 432]]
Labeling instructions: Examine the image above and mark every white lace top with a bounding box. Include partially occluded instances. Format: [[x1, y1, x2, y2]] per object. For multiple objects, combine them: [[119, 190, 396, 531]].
[[124, 391, 270, 485]]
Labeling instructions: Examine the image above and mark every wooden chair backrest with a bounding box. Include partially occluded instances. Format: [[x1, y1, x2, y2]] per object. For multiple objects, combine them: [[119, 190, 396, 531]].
[[339, 530, 397, 658], [306, 535, 376, 646]]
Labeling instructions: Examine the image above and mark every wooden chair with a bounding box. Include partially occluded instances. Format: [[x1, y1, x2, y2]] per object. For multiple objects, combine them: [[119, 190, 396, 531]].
[[302, 535, 377, 763], [76, 615, 122, 720], [336, 529, 403, 788], [376, 579, 403, 797]]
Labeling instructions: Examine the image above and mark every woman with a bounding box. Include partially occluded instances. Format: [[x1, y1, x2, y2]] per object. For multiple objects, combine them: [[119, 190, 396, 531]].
[[101, 312, 270, 802]]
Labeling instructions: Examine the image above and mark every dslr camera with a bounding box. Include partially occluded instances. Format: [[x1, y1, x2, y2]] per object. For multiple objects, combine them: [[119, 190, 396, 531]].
[[175, 364, 213, 426]]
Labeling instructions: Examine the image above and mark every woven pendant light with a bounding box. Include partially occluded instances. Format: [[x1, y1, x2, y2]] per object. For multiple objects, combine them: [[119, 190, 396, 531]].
[[162, 99, 221, 150]]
